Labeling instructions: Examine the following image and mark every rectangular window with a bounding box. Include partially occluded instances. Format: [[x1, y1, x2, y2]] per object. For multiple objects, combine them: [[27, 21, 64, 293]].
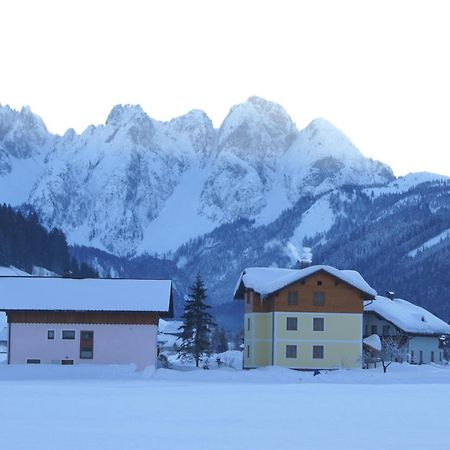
[[411, 350, 415, 363], [382, 325, 390, 336], [286, 317, 298, 331], [61, 360, 74, 365], [247, 345, 250, 359], [287, 292, 298, 305], [313, 317, 324, 331], [364, 324, 368, 336], [313, 292, 325, 306], [62, 330, 75, 340], [419, 350, 423, 364], [247, 318, 251, 331], [26, 359, 41, 364], [313, 345, 324, 359], [80, 331, 94, 359], [246, 292, 251, 305], [47, 330, 55, 340], [439, 352, 442, 362], [371, 325, 377, 335], [286, 345, 297, 358], [431, 351, 434, 363]]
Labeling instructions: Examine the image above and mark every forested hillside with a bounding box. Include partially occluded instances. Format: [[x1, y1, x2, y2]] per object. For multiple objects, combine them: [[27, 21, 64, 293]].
[[0, 204, 97, 277]]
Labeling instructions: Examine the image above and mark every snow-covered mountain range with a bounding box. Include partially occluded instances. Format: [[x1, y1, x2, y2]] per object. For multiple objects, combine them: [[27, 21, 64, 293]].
[[0, 96, 394, 257], [2, 97, 450, 327]]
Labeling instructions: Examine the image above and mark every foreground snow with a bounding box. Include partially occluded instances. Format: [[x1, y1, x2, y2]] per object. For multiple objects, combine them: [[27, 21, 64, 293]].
[[0, 363, 449, 450]]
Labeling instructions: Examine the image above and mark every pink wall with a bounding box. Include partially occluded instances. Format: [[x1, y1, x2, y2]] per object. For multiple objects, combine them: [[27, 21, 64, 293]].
[[9, 323, 157, 369]]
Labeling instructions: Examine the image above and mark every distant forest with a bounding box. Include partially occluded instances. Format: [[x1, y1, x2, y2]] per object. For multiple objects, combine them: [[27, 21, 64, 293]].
[[0, 204, 97, 277]]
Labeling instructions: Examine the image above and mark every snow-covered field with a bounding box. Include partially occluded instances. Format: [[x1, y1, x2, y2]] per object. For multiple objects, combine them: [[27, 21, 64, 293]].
[[1, 363, 449, 450]]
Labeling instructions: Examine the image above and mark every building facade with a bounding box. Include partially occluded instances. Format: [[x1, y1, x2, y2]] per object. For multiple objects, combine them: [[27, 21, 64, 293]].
[[0, 277, 173, 369], [234, 266, 376, 370], [364, 296, 449, 365]]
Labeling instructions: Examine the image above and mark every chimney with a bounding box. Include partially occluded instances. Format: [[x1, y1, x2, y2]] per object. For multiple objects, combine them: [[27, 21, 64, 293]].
[[299, 247, 313, 269], [386, 291, 395, 300]]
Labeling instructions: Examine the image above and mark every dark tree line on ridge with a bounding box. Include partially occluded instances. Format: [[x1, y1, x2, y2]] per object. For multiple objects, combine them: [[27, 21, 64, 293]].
[[0, 204, 98, 278]]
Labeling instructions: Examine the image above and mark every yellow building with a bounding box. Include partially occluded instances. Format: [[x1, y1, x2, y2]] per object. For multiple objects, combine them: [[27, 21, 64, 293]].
[[234, 265, 376, 370]]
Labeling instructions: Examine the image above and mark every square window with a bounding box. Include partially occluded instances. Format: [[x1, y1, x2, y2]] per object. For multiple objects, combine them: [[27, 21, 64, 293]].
[[313, 345, 324, 359], [313, 317, 324, 331], [313, 292, 325, 306], [317, 280, 322, 286], [47, 330, 55, 340], [62, 330, 75, 340], [286, 317, 298, 331], [287, 292, 298, 305], [286, 345, 297, 358]]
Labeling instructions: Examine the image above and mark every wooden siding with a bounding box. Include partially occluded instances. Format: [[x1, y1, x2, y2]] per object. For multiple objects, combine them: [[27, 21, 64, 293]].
[[6, 310, 159, 325], [273, 272, 365, 313], [245, 291, 273, 313]]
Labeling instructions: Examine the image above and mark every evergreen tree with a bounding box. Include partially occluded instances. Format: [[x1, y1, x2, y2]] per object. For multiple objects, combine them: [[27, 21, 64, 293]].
[[178, 274, 215, 367]]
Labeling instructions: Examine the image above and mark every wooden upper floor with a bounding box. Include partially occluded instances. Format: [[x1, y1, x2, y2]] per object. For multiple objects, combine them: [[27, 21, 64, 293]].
[[244, 271, 369, 314]]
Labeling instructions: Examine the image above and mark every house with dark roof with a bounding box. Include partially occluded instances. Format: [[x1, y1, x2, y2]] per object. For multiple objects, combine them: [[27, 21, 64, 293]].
[[364, 295, 450, 364], [0, 277, 173, 369], [234, 265, 376, 370]]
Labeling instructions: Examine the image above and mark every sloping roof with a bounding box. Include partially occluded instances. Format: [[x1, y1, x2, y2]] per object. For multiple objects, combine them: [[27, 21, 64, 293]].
[[363, 334, 381, 351], [0, 277, 172, 313], [159, 319, 183, 334], [234, 265, 376, 299], [364, 295, 450, 336]]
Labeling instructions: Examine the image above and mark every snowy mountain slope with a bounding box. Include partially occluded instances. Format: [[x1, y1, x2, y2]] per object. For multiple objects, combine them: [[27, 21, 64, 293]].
[[0, 97, 396, 256]]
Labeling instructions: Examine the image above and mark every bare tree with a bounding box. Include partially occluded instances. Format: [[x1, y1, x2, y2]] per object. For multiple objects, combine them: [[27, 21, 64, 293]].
[[379, 335, 408, 373]]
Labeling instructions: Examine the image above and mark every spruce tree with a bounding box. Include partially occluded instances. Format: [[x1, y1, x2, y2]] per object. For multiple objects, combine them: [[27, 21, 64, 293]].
[[178, 274, 215, 367]]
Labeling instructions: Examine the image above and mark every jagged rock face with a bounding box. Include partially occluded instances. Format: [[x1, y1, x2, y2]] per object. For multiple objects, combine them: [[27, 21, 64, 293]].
[[0, 106, 52, 175], [0, 97, 395, 256]]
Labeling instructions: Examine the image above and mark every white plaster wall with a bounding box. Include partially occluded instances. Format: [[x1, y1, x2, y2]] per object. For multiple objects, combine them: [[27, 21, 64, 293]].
[[408, 336, 443, 364], [9, 323, 157, 369]]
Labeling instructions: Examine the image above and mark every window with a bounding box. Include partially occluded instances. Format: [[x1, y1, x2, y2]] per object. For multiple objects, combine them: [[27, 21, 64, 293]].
[[313, 292, 325, 306], [317, 280, 322, 286], [246, 292, 251, 305], [247, 345, 250, 359], [61, 360, 74, 365], [62, 330, 75, 340], [370, 325, 378, 335], [313, 345, 324, 359], [286, 345, 297, 358], [247, 318, 251, 331], [47, 330, 55, 340], [431, 351, 434, 363], [313, 317, 324, 331], [411, 350, 415, 363], [287, 292, 298, 305], [382, 325, 390, 336], [419, 350, 423, 364], [286, 317, 298, 331], [364, 325, 368, 337], [27, 359, 41, 364], [80, 331, 94, 359]]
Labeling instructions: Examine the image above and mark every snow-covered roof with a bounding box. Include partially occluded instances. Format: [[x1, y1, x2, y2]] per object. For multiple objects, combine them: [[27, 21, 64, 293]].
[[0, 277, 172, 313], [364, 296, 450, 336], [0, 266, 30, 277], [234, 265, 376, 298], [363, 334, 381, 351], [159, 319, 183, 335]]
